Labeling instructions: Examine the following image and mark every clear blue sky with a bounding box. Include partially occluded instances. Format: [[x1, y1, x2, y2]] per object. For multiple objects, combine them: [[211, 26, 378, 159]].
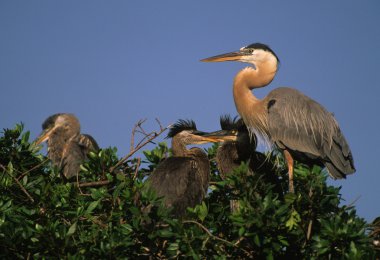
[[1, 1, 379, 221]]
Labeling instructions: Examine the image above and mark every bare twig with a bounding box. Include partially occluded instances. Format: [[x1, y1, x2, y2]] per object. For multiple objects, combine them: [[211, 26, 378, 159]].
[[182, 220, 252, 256], [133, 157, 141, 180], [347, 195, 361, 207], [17, 158, 49, 181], [130, 119, 147, 153], [76, 169, 85, 194], [234, 236, 245, 246], [110, 119, 169, 173], [307, 219, 313, 241], [76, 180, 111, 188], [1, 164, 34, 203]]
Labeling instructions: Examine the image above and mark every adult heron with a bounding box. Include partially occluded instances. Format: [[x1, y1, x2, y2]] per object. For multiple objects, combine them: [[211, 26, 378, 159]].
[[202, 43, 355, 193], [146, 119, 224, 217], [35, 113, 99, 179]]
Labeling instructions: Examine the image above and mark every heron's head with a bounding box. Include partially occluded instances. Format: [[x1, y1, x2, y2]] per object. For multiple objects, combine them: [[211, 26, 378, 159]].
[[167, 119, 227, 145], [35, 113, 80, 145], [201, 42, 279, 70]]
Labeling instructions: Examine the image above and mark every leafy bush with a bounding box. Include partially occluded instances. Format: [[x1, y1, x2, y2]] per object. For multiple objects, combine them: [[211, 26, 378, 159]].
[[0, 124, 378, 258]]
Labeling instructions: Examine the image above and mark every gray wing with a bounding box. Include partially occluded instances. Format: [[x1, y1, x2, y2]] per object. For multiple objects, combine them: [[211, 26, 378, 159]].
[[146, 157, 206, 216], [61, 141, 85, 179], [61, 134, 98, 179], [79, 134, 99, 155], [267, 87, 355, 178]]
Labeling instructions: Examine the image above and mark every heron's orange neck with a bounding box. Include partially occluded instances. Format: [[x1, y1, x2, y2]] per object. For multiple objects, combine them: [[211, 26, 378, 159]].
[[233, 61, 277, 142]]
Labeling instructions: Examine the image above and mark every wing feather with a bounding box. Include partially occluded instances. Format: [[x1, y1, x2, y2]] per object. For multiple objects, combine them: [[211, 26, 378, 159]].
[[267, 87, 355, 178]]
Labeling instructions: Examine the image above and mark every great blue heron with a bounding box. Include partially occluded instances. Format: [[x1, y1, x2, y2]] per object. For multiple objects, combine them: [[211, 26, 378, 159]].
[[146, 119, 224, 217], [35, 113, 99, 179], [202, 43, 355, 193]]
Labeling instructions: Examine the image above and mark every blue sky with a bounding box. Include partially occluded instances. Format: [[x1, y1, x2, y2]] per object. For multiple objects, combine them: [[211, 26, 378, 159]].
[[1, 1, 379, 221]]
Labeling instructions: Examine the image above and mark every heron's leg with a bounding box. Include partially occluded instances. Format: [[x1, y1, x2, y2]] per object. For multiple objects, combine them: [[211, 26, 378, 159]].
[[283, 150, 294, 193]]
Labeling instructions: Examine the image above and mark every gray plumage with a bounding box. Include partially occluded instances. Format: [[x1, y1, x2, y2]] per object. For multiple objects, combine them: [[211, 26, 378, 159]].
[[216, 115, 256, 179], [145, 120, 212, 217], [147, 154, 209, 217], [202, 42, 356, 193], [215, 115, 282, 194], [266, 87, 355, 179], [37, 113, 99, 179]]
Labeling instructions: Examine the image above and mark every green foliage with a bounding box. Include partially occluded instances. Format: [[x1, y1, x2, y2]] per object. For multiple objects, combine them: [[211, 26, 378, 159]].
[[0, 125, 378, 258]]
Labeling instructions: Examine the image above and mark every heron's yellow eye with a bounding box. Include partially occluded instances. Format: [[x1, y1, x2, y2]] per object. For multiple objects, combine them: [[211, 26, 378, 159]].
[[231, 130, 237, 135], [245, 48, 254, 54]]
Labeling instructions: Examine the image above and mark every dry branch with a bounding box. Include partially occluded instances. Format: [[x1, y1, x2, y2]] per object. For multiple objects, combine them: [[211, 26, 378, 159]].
[[110, 118, 169, 173]]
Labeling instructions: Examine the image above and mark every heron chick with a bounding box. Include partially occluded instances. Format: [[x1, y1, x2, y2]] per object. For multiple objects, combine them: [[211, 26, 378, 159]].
[[35, 113, 99, 179], [145, 119, 226, 217], [204, 115, 283, 211]]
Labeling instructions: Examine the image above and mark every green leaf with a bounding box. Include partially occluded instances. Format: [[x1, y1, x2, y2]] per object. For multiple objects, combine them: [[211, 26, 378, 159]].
[[167, 242, 179, 251], [254, 235, 261, 246], [158, 229, 174, 238], [7, 161, 13, 175], [85, 200, 100, 215], [30, 237, 39, 243], [284, 193, 297, 205], [197, 202, 208, 222], [286, 209, 301, 230], [238, 227, 245, 236], [66, 222, 77, 237]]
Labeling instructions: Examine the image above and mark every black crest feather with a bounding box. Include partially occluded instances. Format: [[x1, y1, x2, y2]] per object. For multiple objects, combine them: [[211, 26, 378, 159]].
[[167, 119, 197, 138], [42, 113, 64, 130], [220, 115, 247, 132], [244, 42, 280, 63]]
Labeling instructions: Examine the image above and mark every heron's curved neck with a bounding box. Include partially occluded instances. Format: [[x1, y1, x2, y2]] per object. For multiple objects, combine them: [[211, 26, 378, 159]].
[[171, 139, 205, 158], [171, 138, 192, 157], [233, 60, 276, 115], [233, 62, 277, 141]]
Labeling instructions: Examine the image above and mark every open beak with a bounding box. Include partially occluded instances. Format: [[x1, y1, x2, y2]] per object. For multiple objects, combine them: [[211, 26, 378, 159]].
[[201, 50, 248, 62], [34, 128, 54, 145], [202, 130, 238, 142]]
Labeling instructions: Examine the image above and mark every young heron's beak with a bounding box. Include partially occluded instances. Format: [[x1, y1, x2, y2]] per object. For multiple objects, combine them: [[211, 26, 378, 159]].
[[201, 49, 251, 63], [190, 130, 229, 144], [202, 130, 238, 142], [34, 127, 55, 145]]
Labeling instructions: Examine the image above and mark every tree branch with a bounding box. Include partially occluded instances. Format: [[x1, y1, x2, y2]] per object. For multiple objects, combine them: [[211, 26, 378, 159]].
[[76, 180, 111, 188], [0, 164, 34, 203], [182, 220, 252, 256], [17, 158, 49, 181], [110, 118, 169, 173]]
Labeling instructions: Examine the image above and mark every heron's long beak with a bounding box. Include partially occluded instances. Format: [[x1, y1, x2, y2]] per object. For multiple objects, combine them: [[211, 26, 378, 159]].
[[191, 130, 231, 144], [202, 130, 238, 142], [35, 128, 54, 145], [201, 51, 246, 62]]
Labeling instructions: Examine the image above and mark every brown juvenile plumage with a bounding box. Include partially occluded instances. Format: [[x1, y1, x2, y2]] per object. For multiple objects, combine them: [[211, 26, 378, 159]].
[[36, 113, 99, 179], [146, 119, 221, 217]]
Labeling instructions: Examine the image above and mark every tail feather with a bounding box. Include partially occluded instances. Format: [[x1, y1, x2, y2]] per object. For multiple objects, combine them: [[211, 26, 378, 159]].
[[323, 129, 355, 179]]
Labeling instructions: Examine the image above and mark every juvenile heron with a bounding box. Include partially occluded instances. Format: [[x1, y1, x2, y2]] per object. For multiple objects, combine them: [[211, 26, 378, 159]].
[[35, 113, 99, 179], [202, 43, 355, 193], [206, 115, 282, 211], [146, 119, 224, 217], [212, 115, 257, 179]]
